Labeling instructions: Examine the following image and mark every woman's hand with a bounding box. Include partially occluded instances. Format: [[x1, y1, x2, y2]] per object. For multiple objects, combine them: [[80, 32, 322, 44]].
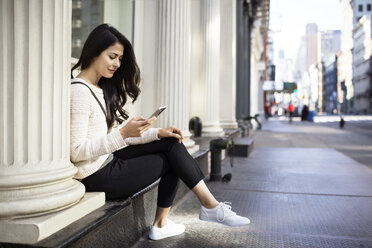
[[120, 116, 157, 139], [158, 126, 184, 143]]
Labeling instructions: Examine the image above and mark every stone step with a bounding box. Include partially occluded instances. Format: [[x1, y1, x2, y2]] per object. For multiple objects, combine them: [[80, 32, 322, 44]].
[[228, 136, 254, 157], [0, 149, 209, 248], [223, 128, 241, 140]]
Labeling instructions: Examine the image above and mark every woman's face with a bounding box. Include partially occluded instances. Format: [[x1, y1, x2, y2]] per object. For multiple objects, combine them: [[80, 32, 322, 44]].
[[93, 42, 124, 78]]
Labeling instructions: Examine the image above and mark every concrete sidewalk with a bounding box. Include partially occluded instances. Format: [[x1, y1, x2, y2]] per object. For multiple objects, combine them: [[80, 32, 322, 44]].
[[133, 119, 372, 248]]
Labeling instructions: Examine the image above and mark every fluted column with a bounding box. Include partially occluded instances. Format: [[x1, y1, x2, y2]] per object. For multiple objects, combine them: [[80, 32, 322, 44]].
[[157, 0, 199, 154], [201, 0, 224, 136], [0, 0, 98, 243], [219, 0, 238, 129]]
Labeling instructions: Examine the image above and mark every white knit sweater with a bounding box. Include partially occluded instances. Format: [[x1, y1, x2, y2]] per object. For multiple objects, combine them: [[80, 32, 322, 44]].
[[70, 78, 160, 179]]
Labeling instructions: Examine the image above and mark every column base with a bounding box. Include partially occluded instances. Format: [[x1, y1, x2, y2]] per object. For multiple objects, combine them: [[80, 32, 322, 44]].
[[0, 192, 105, 244], [186, 144, 200, 155], [182, 130, 200, 154], [220, 120, 238, 129], [0, 163, 87, 219], [202, 125, 225, 137]]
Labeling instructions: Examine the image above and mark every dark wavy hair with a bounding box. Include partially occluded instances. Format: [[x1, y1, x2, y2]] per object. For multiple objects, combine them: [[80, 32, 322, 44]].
[[71, 24, 141, 128]]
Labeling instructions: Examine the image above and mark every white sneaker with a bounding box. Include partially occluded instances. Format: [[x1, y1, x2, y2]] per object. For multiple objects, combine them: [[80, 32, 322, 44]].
[[148, 219, 186, 240], [199, 202, 250, 227]]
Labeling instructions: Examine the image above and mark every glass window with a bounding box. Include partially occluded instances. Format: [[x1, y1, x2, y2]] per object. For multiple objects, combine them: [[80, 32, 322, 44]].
[[367, 4, 371, 11], [358, 4, 363, 12], [71, 0, 134, 59]]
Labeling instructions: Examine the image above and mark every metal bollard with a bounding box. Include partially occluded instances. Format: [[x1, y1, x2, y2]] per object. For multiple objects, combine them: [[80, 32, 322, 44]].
[[209, 138, 234, 181], [189, 116, 202, 137]]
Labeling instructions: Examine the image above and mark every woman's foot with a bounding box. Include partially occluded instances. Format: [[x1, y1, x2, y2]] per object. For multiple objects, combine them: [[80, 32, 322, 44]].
[[149, 219, 186, 240], [199, 202, 250, 227]]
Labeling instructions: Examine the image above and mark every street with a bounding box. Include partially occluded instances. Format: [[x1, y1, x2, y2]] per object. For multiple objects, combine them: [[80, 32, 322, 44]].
[[133, 117, 372, 248], [259, 115, 372, 170]]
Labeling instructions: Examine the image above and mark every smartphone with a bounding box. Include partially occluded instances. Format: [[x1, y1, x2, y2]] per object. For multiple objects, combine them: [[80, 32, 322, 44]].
[[148, 106, 167, 119]]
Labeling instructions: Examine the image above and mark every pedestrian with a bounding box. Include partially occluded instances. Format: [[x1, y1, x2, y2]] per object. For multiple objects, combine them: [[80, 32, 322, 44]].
[[70, 24, 250, 241], [301, 105, 309, 121], [288, 102, 294, 123], [264, 104, 270, 119], [340, 115, 345, 128]]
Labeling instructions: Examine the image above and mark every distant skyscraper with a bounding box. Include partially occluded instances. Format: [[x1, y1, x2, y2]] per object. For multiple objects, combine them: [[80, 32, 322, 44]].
[[275, 49, 294, 83], [305, 23, 321, 71], [293, 36, 307, 85], [306, 23, 318, 33], [321, 30, 341, 62]]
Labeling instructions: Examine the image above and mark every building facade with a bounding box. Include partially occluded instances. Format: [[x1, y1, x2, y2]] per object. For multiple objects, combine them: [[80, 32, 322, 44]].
[[352, 15, 372, 113], [323, 56, 338, 114], [0, 0, 269, 244], [339, 0, 354, 114], [308, 63, 319, 110], [351, 0, 372, 27], [316, 61, 325, 112]]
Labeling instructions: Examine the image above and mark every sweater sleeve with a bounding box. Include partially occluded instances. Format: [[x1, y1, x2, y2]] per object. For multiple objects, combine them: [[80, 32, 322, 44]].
[[70, 85, 127, 163], [124, 128, 160, 145]]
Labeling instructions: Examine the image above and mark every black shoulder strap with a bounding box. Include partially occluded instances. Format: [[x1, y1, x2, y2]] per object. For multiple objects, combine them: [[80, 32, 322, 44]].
[[71, 81, 107, 118]]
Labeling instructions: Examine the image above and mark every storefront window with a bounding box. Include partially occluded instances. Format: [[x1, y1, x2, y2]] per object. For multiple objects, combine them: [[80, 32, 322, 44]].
[[71, 0, 134, 59]]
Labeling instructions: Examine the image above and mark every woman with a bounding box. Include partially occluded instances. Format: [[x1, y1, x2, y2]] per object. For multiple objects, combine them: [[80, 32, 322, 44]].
[[70, 24, 250, 241]]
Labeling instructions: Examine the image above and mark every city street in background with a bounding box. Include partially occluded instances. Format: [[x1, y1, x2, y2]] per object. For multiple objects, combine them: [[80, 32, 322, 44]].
[[266, 0, 372, 117], [261, 115, 372, 170]]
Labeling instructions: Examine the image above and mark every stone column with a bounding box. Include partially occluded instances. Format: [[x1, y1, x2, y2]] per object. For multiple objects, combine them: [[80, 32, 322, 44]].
[[201, 0, 224, 136], [0, 0, 103, 244], [157, 0, 199, 154], [219, 0, 238, 129], [236, 0, 251, 120]]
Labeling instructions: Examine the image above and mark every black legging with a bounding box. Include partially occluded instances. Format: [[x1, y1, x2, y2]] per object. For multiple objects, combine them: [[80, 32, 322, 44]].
[[81, 137, 205, 208]]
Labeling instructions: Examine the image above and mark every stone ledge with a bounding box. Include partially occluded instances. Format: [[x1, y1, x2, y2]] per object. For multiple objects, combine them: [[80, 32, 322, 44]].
[[228, 136, 255, 157], [0, 192, 105, 245], [223, 128, 241, 139], [0, 148, 210, 248]]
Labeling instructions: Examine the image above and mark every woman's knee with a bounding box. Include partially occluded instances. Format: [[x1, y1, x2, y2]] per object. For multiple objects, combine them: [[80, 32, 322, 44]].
[[158, 137, 180, 150], [167, 139, 190, 157], [160, 137, 179, 144]]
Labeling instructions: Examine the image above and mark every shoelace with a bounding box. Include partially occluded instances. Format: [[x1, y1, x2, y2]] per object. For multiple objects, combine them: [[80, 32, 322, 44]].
[[217, 202, 236, 222]]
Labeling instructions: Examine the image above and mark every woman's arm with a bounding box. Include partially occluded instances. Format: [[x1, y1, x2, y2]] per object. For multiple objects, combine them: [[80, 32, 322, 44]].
[[70, 85, 127, 162], [123, 127, 160, 145], [123, 125, 184, 145], [158, 126, 183, 143]]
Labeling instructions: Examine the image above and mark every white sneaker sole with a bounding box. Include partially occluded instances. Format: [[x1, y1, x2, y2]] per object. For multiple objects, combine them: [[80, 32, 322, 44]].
[[148, 225, 185, 240], [199, 215, 250, 227]]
